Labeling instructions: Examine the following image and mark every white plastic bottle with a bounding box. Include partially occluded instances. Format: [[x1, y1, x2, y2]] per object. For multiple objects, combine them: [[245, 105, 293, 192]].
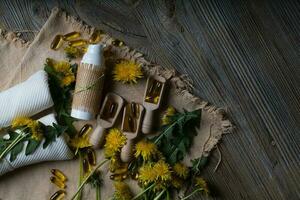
[[71, 44, 105, 120]]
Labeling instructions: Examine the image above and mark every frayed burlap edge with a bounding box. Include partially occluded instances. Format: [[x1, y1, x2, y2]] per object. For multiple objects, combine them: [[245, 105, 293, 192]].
[[0, 29, 31, 48]]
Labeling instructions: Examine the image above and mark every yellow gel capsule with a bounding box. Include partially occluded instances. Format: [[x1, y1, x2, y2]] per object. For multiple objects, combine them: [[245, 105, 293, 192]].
[[51, 169, 67, 182], [113, 167, 128, 175], [50, 176, 66, 189], [128, 116, 136, 132], [63, 31, 81, 41], [86, 148, 96, 166], [50, 35, 64, 50], [110, 174, 127, 181], [78, 124, 93, 137], [68, 39, 87, 47], [112, 39, 124, 46], [50, 190, 65, 200], [89, 30, 102, 44], [83, 157, 91, 174], [153, 96, 160, 104]]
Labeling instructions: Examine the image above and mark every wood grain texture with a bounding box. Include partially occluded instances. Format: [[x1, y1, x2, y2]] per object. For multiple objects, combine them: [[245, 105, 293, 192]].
[[0, 0, 299, 199]]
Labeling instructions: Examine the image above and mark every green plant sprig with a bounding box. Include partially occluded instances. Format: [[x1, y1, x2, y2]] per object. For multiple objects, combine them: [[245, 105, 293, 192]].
[[44, 62, 78, 137], [0, 122, 67, 162], [152, 109, 201, 165]]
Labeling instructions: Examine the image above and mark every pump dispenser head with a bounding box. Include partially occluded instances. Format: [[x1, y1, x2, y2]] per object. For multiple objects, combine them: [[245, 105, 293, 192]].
[[81, 44, 105, 66]]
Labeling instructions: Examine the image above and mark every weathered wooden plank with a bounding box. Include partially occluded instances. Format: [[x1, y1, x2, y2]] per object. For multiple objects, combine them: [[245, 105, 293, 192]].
[[0, 0, 299, 199]]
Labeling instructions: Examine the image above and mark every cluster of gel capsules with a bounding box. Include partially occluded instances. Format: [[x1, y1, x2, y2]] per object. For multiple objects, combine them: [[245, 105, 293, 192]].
[[50, 30, 125, 58], [78, 124, 97, 175], [49, 169, 67, 200], [49, 125, 97, 200]]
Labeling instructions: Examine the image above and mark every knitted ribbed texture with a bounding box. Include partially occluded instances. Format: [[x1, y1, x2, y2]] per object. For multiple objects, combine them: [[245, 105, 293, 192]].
[[0, 70, 54, 127], [0, 114, 74, 176]]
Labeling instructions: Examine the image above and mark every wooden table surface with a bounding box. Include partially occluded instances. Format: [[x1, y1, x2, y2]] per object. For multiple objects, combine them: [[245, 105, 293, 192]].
[[1, 0, 299, 199]]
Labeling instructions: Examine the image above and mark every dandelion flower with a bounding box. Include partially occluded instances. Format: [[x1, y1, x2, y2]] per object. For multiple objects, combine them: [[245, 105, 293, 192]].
[[61, 74, 75, 86], [138, 164, 156, 185], [27, 120, 43, 141], [53, 60, 75, 87], [53, 60, 71, 73], [69, 133, 92, 149], [153, 160, 172, 182], [113, 60, 143, 84], [195, 177, 209, 195], [173, 162, 189, 179], [64, 46, 82, 59], [104, 128, 127, 158], [113, 181, 133, 200], [11, 117, 32, 128], [134, 140, 158, 161], [161, 106, 176, 125], [11, 117, 42, 141]]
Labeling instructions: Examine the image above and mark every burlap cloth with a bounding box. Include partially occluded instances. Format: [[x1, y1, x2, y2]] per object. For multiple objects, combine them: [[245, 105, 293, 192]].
[[0, 8, 232, 200]]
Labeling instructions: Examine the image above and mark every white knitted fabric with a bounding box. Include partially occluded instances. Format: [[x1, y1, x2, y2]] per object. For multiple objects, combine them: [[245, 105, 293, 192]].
[[0, 70, 54, 127], [0, 114, 74, 176]]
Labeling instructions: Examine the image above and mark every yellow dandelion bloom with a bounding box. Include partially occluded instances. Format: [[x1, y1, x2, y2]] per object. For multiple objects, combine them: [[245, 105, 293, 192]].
[[53, 61, 71, 73], [161, 106, 176, 125], [134, 140, 158, 161], [173, 163, 189, 179], [11, 117, 42, 141], [64, 46, 82, 58], [69, 132, 92, 149], [11, 117, 32, 128], [61, 74, 75, 86], [113, 60, 143, 84], [52, 60, 75, 87], [153, 160, 172, 182], [27, 120, 43, 141], [195, 177, 209, 195], [113, 181, 133, 200], [138, 164, 156, 185], [104, 128, 126, 158]]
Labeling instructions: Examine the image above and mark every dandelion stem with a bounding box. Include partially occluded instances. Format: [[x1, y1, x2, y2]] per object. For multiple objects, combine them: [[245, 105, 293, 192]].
[[154, 189, 166, 200], [0, 132, 29, 160], [166, 190, 170, 200], [76, 151, 84, 200], [71, 159, 109, 200], [96, 184, 101, 200], [180, 188, 203, 200], [132, 184, 155, 200]]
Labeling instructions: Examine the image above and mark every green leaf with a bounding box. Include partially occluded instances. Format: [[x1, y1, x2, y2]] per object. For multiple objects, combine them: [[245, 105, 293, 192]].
[[10, 142, 24, 162], [25, 139, 41, 156], [52, 123, 68, 137], [42, 126, 57, 149], [40, 123, 67, 149], [152, 109, 201, 165], [44, 62, 77, 137]]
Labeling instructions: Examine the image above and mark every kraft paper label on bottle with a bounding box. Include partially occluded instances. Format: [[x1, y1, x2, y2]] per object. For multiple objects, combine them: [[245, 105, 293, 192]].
[[72, 63, 105, 116]]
